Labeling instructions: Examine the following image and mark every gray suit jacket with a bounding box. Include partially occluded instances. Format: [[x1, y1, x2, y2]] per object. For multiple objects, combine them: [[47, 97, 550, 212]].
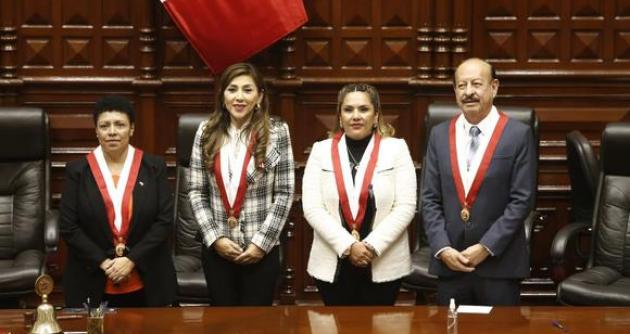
[[421, 116, 536, 279]]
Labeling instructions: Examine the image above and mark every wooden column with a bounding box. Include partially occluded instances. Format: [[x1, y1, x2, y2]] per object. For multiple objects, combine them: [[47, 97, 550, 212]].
[[132, 0, 161, 154], [0, 0, 20, 104], [417, 0, 434, 79], [451, 0, 470, 69], [433, 0, 452, 79], [280, 33, 298, 80], [275, 30, 303, 304]]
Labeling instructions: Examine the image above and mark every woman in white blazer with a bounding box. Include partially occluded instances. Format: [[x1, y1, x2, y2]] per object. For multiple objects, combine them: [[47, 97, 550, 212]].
[[302, 83, 416, 305]]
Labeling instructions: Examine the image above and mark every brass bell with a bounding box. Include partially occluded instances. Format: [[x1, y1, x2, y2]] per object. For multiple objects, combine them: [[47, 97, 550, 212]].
[[30, 275, 62, 334]]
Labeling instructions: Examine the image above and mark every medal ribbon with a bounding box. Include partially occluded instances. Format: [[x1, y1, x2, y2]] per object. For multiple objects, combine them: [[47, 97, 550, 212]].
[[331, 132, 381, 232], [213, 133, 256, 221], [449, 112, 508, 219], [87, 146, 143, 247]]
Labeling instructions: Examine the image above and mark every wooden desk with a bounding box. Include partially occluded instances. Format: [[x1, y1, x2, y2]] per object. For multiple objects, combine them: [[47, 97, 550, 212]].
[[1, 306, 628, 333]]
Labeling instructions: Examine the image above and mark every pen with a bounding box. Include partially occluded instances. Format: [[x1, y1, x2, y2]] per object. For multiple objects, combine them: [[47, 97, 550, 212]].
[[551, 319, 568, 332]]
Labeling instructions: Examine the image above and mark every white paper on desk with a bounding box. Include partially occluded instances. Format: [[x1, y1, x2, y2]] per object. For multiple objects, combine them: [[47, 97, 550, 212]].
[[456, 305, 493, 314]]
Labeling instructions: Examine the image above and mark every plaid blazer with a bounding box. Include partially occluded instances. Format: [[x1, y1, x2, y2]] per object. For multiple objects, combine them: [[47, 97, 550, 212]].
[[188, 117, 295, 253]]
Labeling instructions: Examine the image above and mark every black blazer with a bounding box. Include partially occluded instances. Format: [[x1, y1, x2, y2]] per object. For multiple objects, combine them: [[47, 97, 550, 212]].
[[60, 153, 176, 307]]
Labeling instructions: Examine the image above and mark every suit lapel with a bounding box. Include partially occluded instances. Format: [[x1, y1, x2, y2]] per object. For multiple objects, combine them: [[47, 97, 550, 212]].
[[246, 140, 280, 184], [126, 162, 144, 239]]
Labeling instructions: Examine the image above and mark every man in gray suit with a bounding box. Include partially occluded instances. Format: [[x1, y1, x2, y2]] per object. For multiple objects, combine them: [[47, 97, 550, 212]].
[[421, 58, 536, 305]]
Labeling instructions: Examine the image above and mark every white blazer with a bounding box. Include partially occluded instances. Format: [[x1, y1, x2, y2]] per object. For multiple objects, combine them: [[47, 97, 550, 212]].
[[302, 135, 416, 283]]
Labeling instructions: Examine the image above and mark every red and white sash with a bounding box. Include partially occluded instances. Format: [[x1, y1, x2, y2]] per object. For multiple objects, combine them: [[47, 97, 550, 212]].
[[87, 146, 143, 242], [449, 113, 508, 221], [331, 132, 381, 235], [213, 134, 256, 225]]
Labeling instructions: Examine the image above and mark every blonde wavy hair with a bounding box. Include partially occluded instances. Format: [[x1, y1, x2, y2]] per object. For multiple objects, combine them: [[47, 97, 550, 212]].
[[200, 63, 270, 171], [330, 83, 395, 138]]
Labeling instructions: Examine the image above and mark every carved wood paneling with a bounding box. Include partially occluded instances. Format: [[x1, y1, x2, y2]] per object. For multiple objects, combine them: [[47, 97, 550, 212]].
[[297, 0, 416, 77], [16, 0, 137, 77], [474, 0, 630, 72]]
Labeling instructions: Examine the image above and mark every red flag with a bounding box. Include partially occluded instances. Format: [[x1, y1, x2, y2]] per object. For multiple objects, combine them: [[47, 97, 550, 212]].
[[162, 0, 308, 74]]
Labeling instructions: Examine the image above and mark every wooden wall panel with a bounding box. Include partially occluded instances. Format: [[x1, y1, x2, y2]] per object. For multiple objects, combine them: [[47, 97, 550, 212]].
[[473, 0, 630, 73], [297, 0, 417, 78], [2, 0, 630, 304]]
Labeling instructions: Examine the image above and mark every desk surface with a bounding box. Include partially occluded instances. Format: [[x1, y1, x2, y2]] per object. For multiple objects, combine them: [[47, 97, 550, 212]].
[[1, 305, 628, 333]]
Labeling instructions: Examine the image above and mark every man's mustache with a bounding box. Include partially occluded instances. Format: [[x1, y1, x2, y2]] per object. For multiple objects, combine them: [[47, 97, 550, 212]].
[[462, 96, 479, 103]]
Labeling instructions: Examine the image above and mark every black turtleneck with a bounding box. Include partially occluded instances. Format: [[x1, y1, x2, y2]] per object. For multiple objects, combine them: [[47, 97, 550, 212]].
[[346, 134, 371, 182], [339, 133, 376, 242]]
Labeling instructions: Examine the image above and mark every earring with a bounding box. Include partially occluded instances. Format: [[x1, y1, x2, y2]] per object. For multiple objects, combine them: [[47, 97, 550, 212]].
[[256, 103, 261, 111]]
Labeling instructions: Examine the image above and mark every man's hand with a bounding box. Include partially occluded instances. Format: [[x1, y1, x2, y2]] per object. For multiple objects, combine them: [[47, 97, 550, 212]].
[[213, 237, 244, 261], [349, 242, 374, 268], [439, 247, 474, 272], [461, 244, 490, 267], [233, 243, 265, 265]]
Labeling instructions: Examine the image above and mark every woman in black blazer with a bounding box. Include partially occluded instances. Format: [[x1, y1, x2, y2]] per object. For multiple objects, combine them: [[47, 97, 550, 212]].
[[60, 95, 176, 307]]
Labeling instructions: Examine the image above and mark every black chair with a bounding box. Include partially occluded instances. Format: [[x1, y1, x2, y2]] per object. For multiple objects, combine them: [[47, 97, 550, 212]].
[[550, 131, 599, 283], [566, 130, 599, 224], [556, 123, 630, 305], [402, 102, 538, 304], [0, 108, 58, 305], [173, 113, 210, 304]]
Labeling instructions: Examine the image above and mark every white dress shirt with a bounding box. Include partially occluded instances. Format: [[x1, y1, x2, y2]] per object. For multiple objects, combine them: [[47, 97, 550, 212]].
[[219, 125, 251, 205], [455, 105, 500, 195]]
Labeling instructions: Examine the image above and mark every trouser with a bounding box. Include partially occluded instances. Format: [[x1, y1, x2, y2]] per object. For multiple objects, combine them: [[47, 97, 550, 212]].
[[103, 289, 146, 307], [202, 245, 280, 306], [314, 258, 401, 306], [437, 272, 521, 306]]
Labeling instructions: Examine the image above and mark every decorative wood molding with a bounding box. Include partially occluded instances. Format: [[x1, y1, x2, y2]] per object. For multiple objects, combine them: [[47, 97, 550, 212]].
[[0, 0, 17, 79], [280, 33, 298, 80], [137, 0, 158, 82]]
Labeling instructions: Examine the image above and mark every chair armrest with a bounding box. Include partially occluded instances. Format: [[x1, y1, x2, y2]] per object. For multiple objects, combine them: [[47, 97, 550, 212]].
[[45, 209, 60, 253], [550, 221, 591, 284], [550, 221, 591, 264]]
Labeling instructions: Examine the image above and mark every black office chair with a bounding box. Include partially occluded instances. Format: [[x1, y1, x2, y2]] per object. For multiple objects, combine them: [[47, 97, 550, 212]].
[[173, 113, 210, 304], [402, 102, 539, 304], [566, 131, 599, 224], [550, 131, 599, 283], [0, 108, 58, 306], [556, 123, 630, 305]]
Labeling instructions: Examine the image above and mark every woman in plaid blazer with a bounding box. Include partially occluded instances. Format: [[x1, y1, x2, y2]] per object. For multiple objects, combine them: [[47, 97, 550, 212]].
[[302, 83, 416, 305], [188, 63, 295, 306]]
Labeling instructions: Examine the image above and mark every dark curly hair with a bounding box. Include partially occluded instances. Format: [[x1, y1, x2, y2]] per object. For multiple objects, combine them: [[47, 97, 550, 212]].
[[93, 95, 135, 125]]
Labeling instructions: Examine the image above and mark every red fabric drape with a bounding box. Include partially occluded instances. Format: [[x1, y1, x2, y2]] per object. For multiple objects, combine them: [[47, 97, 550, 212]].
[[162, 0, 308, 74]]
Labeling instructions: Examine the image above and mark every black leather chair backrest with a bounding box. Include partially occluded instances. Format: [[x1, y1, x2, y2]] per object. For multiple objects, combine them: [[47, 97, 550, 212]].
[[423, 102, 538, 157], [590, 122, 630, 274], [566, 131, 599, 224], [174, 114, 208, 258], [417, 102, 538, 245], [0, 108, 49, 257]]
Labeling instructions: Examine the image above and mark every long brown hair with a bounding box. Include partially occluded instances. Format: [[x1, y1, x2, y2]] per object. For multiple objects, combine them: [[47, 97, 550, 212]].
[[201, 63, 270, 171], [330, 83, 395, 138]]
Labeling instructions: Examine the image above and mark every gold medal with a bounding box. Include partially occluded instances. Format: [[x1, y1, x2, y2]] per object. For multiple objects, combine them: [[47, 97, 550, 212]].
[[351, 229, 360, 241], [115, 242, 126, 257], [460, 207, 470, 222], [227, 216, 238, 229]]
